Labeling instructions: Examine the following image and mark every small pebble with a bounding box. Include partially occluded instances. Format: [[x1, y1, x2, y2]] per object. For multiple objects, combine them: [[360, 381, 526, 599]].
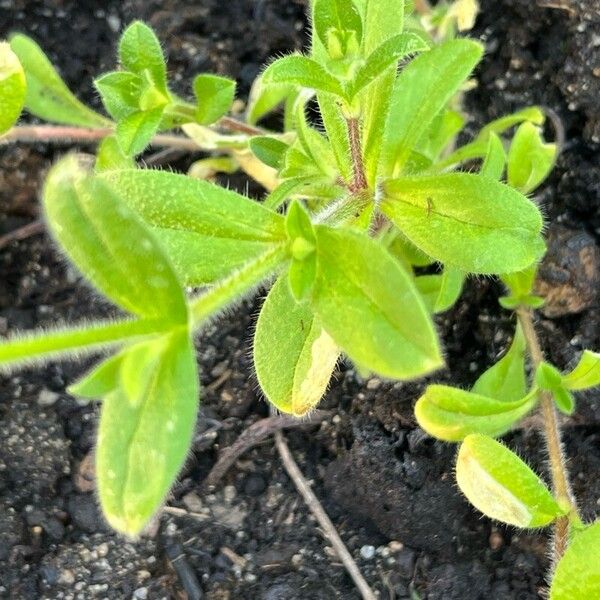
[[360, 545, 376, 560], [133, 587, 148, 600], [38, 389, 60, 407]]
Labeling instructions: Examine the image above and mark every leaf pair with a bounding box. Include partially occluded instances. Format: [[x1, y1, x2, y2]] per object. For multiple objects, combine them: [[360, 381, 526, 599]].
[[415, 326, 535, 440], [255, 207, 443, 415]]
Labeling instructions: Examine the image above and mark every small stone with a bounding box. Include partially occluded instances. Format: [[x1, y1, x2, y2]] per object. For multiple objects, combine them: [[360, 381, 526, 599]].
[[38, 389, 60, 407], [182, 492, 204, 512], [396, 549, 416, 578], [224, 485, 237, 503], [133, 587, 148, 600], [244, 474, 266, 496], [58, 569, 75, 585], [489, 530, 504, 551], [360, 545, 376, 560], [74, 452, 96, 493], [388, 541, 404, 553]]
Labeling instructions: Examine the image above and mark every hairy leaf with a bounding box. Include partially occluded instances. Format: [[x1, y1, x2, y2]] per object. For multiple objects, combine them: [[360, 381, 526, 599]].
[[44, 156, 187, 323], [380, 39, 483, 176], [96, 136, 136, 172], [97, 330, 198, 535], [382, 173, 545, 274], [246, 75, 294, 125], [0, 42, 26, 134], [116, 107, 163, 156], [118, 21, 167, 92], [193, 74, 236, 125], [480, 132, 506, 179], [311, 226, 442, 379], [254, 277, 339, 415], [250, 136, 289, 170], [348, 33, 428, 98], [95, 71, 144, 120], [262, 54, 345, 97], [415, 385, 537, 441], [101, 169, 286, 285], [313, 0, 363, 50], [550, 521, 600, 600], [457, 434, 565, 527], [9, 34, 109, 127]]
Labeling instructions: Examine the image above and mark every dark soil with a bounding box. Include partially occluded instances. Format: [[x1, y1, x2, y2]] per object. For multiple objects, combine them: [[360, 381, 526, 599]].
[[1, 1, 599, 598]]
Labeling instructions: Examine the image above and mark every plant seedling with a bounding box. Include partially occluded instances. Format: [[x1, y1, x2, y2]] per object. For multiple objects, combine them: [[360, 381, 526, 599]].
[[0, 2, 596, 597]]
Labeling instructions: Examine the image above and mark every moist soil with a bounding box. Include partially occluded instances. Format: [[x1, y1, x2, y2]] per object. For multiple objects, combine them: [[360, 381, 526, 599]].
[[1, 1, 599, 598]]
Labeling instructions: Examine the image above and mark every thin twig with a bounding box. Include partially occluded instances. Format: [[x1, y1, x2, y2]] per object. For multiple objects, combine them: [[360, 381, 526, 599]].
[[202, 410, 331, 489], [516, 306, 579, 564], [0, 220, 45, 251], [274, 430, 376, 600], [218, 115, 263, 136]]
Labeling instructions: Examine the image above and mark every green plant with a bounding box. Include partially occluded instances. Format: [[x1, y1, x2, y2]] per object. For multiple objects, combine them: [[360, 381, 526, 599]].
[[0, 2, 596, 596]]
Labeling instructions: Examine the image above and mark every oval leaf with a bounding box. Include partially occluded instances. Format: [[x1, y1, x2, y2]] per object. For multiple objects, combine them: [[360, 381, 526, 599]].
[[311, 226, 442, 379], [44, 156, 187, 324], [254, 277, 339, 415], [193, 74, 236, 125], [97, 330, 198, 535], [457, 434, 565, 527], [0, 42, 26, 134], [415, 385, 537, 441], [100, 169, 286, 285], [382, 173, 545, 274]]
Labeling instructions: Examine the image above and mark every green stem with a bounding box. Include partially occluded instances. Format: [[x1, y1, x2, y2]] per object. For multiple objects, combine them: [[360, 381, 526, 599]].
[[516, 306, 579, 565], [0, 318, 163, 370], [190, 245, 289, 327]]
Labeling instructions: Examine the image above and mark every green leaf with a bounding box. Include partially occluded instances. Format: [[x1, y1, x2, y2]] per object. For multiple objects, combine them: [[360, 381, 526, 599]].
[[97, 330, 198, 535], [286, 200, 317, 301], [254, 276, 339, 415], [68, 352, 124, 400], [96, 135, 136, 173], [477, 106, 545, 142], [348, 33, 428, 99], [472, 325, 527, 401], [536, 361, 563, 390], [95, 71, 144, 120], [550, 521, 600, 600], [250, 136, 289, 170], [507, 121, 557, 194], [562, 350, 600, 391], [116, 107, 164, 156], [118, 21, 167, 92], [361, 0, 405, 55], [415, 267, 465, 314], [262, 55, 346, 98], [9, 34, 109, 127], [0, 42, 26, 134], [310, 226, 442, 379], [386, 230, 434, 268], [313, 0, 363, 51], [553, 387, 575, 415], [246, 74, 294, 125], [193, 74, 236, 125], [43, 156, 187, 324], [415, 385, 537, 441], [381, 173, 545, 274], [456, 434, 565, 527], [480, 132, 506, 179], [380, 38, 483, 176], [100, 169, 286, 285], [419, 109, 465, 162]]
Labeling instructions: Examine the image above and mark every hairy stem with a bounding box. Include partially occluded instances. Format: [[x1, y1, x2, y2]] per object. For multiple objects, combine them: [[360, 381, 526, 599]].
[[189, 245, 288, 327], [516, 306, 578, 563], [0, 318, 164, 370], [346, 117, 368, 193]]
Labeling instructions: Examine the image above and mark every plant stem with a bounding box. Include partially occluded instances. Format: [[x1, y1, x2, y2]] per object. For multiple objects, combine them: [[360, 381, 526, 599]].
[[0, 318, 163, 370], [189, 245, 288, 327], [0, 116, 262, 148], [516, 306, 578, 563], [346, 117, 368, 193]]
